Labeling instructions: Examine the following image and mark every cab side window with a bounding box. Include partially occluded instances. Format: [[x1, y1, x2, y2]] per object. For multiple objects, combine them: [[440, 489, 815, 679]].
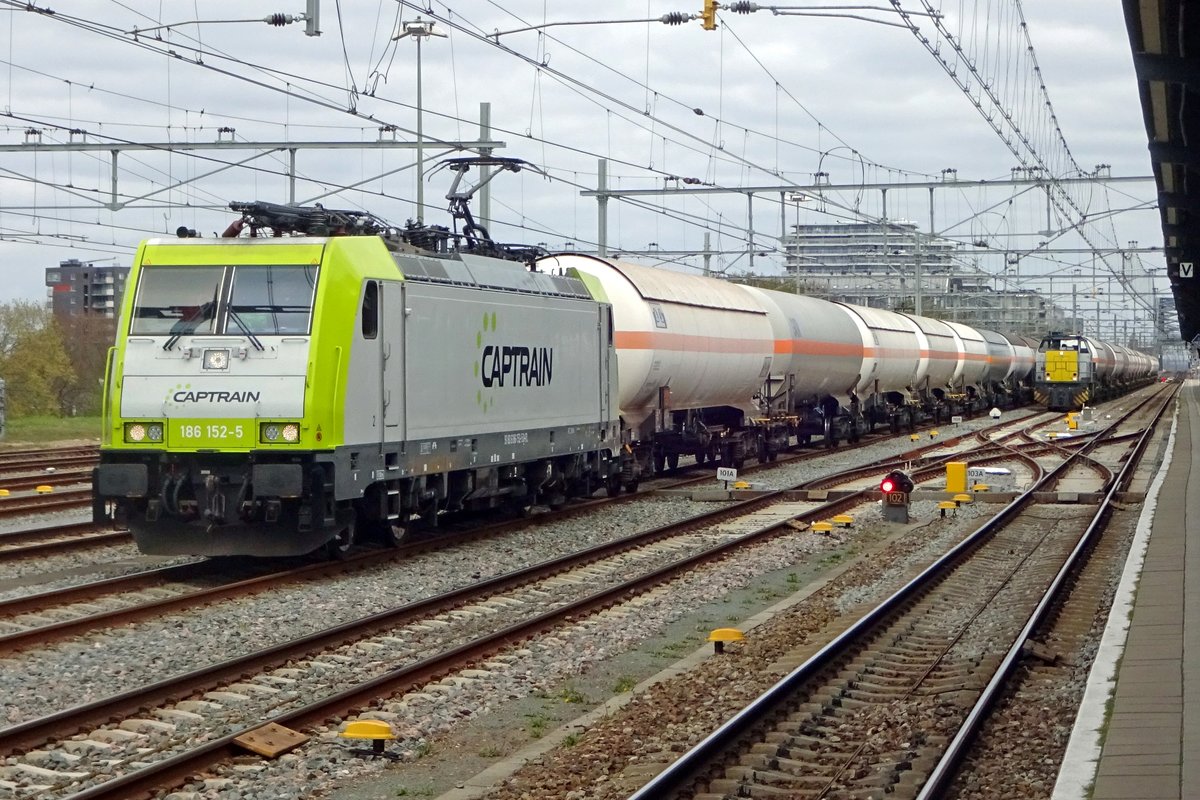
[[362, 282, 379, 339]]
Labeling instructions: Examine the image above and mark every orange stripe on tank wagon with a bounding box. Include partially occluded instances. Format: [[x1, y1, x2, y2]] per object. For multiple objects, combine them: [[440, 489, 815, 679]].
[[773, 340, 864, 357], [614, 331, 771, 354]]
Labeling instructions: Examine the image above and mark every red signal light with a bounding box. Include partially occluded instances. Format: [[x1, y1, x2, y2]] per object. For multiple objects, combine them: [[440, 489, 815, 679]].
[[880, 470, 914, 494]]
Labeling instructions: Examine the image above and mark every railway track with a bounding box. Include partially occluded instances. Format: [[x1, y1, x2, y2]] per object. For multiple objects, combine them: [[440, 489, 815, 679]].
[[619, 385, 1174, 799], [0, 404, 1095, 798], [0, 445, 98, 474], [0, 407, 1053, 650], [0, 489, 92, 521], [0, 393, 1166, 798], [0, 407, 1060, 796], [0, 523, 129, 563]]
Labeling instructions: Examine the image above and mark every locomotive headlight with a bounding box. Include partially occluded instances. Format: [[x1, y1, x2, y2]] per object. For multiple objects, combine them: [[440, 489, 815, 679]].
[[124, 421, 165, 443], [260, 422, 301, 444], [203, 349, 230, 370]]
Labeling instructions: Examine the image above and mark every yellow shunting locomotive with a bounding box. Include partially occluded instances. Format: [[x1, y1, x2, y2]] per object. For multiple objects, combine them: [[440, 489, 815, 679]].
[[1034, 331, 1157, 411]]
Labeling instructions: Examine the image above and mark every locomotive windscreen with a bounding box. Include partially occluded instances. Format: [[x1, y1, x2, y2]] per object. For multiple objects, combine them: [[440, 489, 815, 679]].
[[130, 263, 319, 336]]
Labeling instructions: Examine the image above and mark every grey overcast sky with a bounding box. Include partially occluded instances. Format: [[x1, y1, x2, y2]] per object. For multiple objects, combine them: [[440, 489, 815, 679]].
[[0, 0, 1167, 326]]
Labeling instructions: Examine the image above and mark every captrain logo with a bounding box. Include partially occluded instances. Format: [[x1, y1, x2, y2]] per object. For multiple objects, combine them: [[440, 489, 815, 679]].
[[474, 311, 554, 412], [164, 383, 261, 408]]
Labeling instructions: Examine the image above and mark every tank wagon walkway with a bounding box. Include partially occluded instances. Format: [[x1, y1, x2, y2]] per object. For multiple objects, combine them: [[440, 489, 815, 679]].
[[1055, 380, 1200, 800]]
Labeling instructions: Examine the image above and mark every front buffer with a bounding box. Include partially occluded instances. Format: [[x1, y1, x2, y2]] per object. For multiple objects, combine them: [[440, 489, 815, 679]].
[[95, 449, 348, 557]]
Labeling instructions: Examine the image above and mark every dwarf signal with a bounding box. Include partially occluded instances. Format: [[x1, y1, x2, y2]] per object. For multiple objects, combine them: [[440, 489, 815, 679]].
[[880, 469, 914, 495]]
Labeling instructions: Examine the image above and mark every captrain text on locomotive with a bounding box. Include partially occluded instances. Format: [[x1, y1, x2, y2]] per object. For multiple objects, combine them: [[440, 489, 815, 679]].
[[93, 160, 1157, 556]]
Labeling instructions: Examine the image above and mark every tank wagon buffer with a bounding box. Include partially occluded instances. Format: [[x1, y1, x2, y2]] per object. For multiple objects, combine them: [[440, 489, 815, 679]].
[[1035, 331, 1158, 411]]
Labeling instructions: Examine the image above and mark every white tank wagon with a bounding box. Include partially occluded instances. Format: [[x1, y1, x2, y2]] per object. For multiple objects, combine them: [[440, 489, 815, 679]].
[[830, 302, 926, 435], [739, 288, 942, 444], [736, 286, 868, 449], [900, 314, 969, 416], [943, 321, 993, 406], [975, 328, 1022, 405], [542, 253, 1057, 473], [1085, 337, 1119, 383], [1001, 332, 1039, 403], [542, 254, 776, 476]]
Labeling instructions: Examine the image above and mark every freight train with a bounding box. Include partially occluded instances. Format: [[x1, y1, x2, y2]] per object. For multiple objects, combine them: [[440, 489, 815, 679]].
[[92, 159, 1155, 556], [1034, 331, 1157, 411]]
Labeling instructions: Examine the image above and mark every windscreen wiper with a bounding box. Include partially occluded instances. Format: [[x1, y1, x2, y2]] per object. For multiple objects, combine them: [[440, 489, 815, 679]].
[[226, 307, 265, 351], [162, 301, 215, 351]]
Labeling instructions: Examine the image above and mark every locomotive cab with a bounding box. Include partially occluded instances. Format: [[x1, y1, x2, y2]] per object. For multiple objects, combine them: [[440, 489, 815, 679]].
[[1035, 332, 1094, 411]]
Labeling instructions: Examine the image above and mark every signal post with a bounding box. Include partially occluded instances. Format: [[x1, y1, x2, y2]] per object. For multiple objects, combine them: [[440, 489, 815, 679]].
[[880, 469, 914, 523]]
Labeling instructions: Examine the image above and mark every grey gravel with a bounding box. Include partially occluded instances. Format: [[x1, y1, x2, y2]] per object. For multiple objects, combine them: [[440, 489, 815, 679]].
[[0, 408, 1049, 800]]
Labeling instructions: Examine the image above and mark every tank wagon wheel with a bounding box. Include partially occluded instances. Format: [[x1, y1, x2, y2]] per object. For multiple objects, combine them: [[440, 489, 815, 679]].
[[606, 475, 623, 498], [694, 449, 707, 465], [666, 453, 680, 470], [654, 453, 666, 473], [325, 512, 356, 560]]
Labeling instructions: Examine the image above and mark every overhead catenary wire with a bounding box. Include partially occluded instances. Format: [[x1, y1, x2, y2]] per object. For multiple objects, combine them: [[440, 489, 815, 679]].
[[0, 0, 1163, 329]]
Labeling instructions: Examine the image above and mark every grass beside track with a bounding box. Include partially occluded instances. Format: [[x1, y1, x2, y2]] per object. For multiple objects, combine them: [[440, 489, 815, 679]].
[[2, 415, 101, 446]]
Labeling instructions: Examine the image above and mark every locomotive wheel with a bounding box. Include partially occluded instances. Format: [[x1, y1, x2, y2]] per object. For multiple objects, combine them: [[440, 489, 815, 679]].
[[667, 453, 679, 470], [325, 517, 356, 560], [606, 476, 623, 497], [695, 449, 707, 465], [654, 453, 666, 473], [381, 522, 406, 548], [624, 480, 640, 493]]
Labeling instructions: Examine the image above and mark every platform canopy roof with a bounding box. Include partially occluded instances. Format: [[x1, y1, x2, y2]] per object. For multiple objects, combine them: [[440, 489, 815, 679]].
[[1123, 0, 1200, 347]]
